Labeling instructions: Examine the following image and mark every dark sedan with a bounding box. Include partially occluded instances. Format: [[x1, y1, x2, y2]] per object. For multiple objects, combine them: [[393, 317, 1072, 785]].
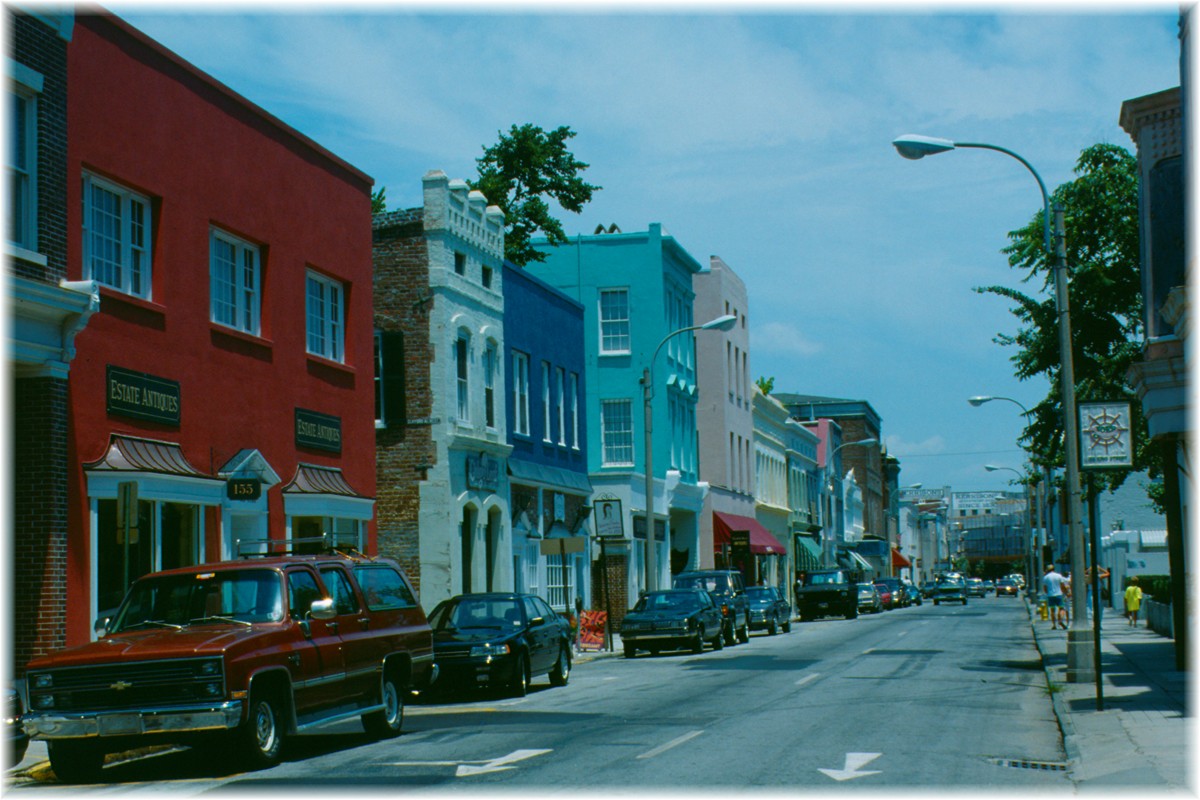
[[620, 589, 725, 658], [746, 586, 792, 635], [933, 577, 968, 606], [428, 593, 573, 697]]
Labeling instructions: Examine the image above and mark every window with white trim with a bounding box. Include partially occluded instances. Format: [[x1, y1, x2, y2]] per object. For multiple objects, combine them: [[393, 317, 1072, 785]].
[[306, 270, 344, 362], [569, 373, 580, 449], [601, 399, 634, 466], [8, 87, 35, 250], [513, 351, 530, 435], [82, 173, 152, 299], [599, 288, 630, 354], [456, 334, 470, 422], [210, 229, 260, 334], [556, 368, 567, 446], [483, 343, 497, 429], [541, 362, 552, 442]]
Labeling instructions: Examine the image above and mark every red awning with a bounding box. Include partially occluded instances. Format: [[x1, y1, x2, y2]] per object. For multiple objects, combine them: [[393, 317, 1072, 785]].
[[891, 548, 912, 568], [713, 512, 786, 556]]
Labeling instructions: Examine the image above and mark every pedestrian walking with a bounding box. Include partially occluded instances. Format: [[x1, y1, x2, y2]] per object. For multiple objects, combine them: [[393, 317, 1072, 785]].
[[1085, 566, 1110, 619], [1124, 577, 1144, 627], [1041, 563, 1070, 630]]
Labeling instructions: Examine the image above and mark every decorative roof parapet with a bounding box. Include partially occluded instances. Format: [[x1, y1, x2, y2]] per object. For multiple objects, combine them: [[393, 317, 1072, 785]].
[[422, 170, 505, 261]]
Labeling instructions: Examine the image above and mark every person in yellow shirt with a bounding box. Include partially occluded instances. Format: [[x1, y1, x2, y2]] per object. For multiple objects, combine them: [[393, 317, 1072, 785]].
[[1124, 577, 1144, 627]]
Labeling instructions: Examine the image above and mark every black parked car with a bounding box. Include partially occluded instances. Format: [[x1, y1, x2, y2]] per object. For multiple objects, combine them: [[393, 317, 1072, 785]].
[[672, 570, 750, 645], [5, 688, 27, 769], [796, 569, 857, 621], [620, 589, 725, 658], [746, 586, 792, 635], [428, 593, 572, 697]]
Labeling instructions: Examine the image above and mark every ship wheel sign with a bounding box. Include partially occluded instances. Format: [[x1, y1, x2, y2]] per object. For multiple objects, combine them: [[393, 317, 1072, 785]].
[[1079, 402, 1133, 469]]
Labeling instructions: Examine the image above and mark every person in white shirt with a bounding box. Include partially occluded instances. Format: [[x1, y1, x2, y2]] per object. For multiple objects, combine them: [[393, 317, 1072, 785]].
[[1041, 564, 1071, 630]]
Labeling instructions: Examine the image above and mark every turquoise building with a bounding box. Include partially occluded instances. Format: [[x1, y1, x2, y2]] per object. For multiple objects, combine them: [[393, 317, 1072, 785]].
[[529, 224, 709, 611]]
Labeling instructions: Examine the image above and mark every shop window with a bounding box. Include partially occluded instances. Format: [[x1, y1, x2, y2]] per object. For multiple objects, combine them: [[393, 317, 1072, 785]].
[[292, 516, 361, 554], [95, 499, 200, 619]]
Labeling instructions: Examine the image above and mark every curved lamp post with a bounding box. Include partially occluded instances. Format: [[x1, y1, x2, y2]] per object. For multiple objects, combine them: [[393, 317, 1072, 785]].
[[970, 394, 1054, 600], [823, 438, 878, 568], [641, 314, 737, 593], [896, 134, 1090, 682]]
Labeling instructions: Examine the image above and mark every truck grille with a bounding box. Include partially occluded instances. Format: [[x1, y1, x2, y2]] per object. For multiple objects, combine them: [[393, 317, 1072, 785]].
[[27, 658, 225, 712]]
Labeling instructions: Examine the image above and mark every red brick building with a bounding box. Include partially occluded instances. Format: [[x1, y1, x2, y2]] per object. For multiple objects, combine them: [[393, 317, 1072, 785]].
[[50, 11, 376, 651]]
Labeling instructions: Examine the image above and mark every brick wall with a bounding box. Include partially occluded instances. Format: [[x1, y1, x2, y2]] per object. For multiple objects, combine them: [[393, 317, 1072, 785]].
[[12, 378, 70, 675], [592, 548, 629, 630], [373, 209, 434, 596], [9, 9, 69, 284]]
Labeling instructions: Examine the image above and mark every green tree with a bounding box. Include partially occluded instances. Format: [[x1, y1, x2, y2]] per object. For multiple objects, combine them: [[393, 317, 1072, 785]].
[[473, 124, 600, 266], [976, 143, 1158, 495], [756, 376, 775, 395], [371, 186, 387, 214]]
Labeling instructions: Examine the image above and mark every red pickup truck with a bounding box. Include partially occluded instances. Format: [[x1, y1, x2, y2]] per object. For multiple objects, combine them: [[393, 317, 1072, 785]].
[[22, 551, 435, 783]]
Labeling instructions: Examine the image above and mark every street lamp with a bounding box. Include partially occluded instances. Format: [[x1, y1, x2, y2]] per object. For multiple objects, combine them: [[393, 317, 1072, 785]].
[[985, 463, 1039, 609], [897, 133, 1091, 681], [641, 314, 737, 594], [822, 438, 878, 568]]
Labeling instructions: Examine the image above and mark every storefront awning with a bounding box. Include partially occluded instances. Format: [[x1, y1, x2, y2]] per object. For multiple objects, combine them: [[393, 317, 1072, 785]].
[[84, 434, 216, 479], [839, 549, 875, 574], [892, 548, 912, 568], [713, 511, 786, 555], [508, 458, 592, 494], [794, 535, 824, 571], [282, 463, 365, 497]]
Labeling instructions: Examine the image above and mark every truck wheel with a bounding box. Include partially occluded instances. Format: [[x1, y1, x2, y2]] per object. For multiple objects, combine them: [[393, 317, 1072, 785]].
[[712, 629, 724, 650], [691, 626, 705, 654], [624, 643, 637, 658], [768, 618, 778, 636], [48, 740, 105, 784], [239, 692, 284, 769], [737, 616, 750, 643], [363, 673, 404, 738], [723, 621, 737, 646], [845, 606, 858, 620], [783, 618, 792, 633]]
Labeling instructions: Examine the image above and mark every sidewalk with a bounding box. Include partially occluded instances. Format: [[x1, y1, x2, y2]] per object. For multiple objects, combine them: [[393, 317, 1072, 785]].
[[1028, 599, 1192, 790]]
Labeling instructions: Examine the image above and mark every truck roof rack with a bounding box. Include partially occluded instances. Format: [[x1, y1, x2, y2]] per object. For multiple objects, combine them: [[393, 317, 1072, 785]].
[[234, 535, 375, 562]]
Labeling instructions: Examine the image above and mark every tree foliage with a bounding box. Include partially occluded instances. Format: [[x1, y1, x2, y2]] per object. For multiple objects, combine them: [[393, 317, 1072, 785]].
[[975, 143, 1156, 493], [473, 124, 600, 266], [756, 376, 775, 395], [371, 186, 387, 214]]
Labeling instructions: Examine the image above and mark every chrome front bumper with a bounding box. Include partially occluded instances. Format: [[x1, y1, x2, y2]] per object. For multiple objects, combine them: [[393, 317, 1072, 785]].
[[24, 701, 243, 740]]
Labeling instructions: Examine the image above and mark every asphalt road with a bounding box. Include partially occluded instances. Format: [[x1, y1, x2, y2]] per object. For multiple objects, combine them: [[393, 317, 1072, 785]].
[[12, 594, 1070, 792]]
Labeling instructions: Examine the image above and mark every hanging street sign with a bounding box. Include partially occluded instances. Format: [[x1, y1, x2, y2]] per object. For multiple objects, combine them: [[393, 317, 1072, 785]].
[[1079, 401, 1133, 470]]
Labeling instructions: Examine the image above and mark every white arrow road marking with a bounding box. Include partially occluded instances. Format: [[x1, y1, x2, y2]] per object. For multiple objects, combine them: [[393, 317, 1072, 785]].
[[636, 730, 704, 760], [818, 752, 882, 781], [376, 749, 553, 777], [455, 749, 553, 777], [795, 672, 821, 687]]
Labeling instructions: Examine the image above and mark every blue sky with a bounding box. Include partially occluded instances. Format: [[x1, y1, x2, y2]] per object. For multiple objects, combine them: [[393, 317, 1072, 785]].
[[110, 2, 1181, 494]]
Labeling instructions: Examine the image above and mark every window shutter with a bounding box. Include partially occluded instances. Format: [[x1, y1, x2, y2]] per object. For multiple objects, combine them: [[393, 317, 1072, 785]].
[[381, 331, 406, 425]]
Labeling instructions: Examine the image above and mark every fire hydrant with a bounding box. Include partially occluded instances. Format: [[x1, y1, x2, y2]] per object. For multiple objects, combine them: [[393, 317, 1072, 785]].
[[1038, 600, 1048, 620]]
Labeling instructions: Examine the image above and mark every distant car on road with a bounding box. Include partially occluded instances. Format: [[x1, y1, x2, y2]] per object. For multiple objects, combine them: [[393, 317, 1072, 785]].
[[903, 582, 922, 606], [934, 577, 968, 606], [796, 569, 858, 621], [995, 578, 1020, 597], [620, 589, 725, 657], [857, 583, 883, 614], [746, 586, 792, 635], [982, 580, 995, 595], [873, 581, 895, 609], [874, 577, 907, 608], [966, 578, 986, 598], [429, 593, 573, 697]]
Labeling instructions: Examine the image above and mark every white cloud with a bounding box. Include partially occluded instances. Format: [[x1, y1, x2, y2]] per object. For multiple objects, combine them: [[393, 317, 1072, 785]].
[[752, 321, 823, 357]]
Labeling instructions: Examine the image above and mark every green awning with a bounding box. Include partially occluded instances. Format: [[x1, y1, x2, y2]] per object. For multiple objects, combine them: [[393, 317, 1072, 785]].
[[794, 536, 823, 572]]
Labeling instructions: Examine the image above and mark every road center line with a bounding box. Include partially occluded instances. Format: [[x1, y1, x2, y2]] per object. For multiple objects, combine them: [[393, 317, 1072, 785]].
[[795, 673, 821, 687], [636, 730, 704, 760]]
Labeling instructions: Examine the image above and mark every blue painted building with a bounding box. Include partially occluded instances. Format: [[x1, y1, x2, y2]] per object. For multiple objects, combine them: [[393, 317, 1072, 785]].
[[503, 262, 592, 616], [528, 224, 709, 609]]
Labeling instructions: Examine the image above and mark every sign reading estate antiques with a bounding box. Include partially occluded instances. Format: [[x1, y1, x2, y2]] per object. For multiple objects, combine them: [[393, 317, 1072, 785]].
[[595, 499, 624, 538], [1079, 401, 1133, 469], [226, 478, 262, 501], [466, 454, 500, 493], [107, 365, 180, 426], [295, 408, 342, 453]]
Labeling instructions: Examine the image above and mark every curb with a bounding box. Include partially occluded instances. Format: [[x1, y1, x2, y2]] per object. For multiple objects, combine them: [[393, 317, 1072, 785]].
[[1027, 599, 1080, 765]]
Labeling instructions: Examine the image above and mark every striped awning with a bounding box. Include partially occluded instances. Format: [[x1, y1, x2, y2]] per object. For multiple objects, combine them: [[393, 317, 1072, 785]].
[[282, 463, 364, 497], [84, 434, 215, 479]]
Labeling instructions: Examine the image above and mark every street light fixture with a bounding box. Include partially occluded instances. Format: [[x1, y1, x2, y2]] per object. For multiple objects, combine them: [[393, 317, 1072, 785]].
[[897, 133, 1090, 681], [641, 314, 737, 594]]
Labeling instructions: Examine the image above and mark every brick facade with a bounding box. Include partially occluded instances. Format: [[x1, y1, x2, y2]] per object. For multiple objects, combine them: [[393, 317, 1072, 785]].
[[592, 547, 630, 629], [9, 9, 73, 677], [373, 209, 433, 595]]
